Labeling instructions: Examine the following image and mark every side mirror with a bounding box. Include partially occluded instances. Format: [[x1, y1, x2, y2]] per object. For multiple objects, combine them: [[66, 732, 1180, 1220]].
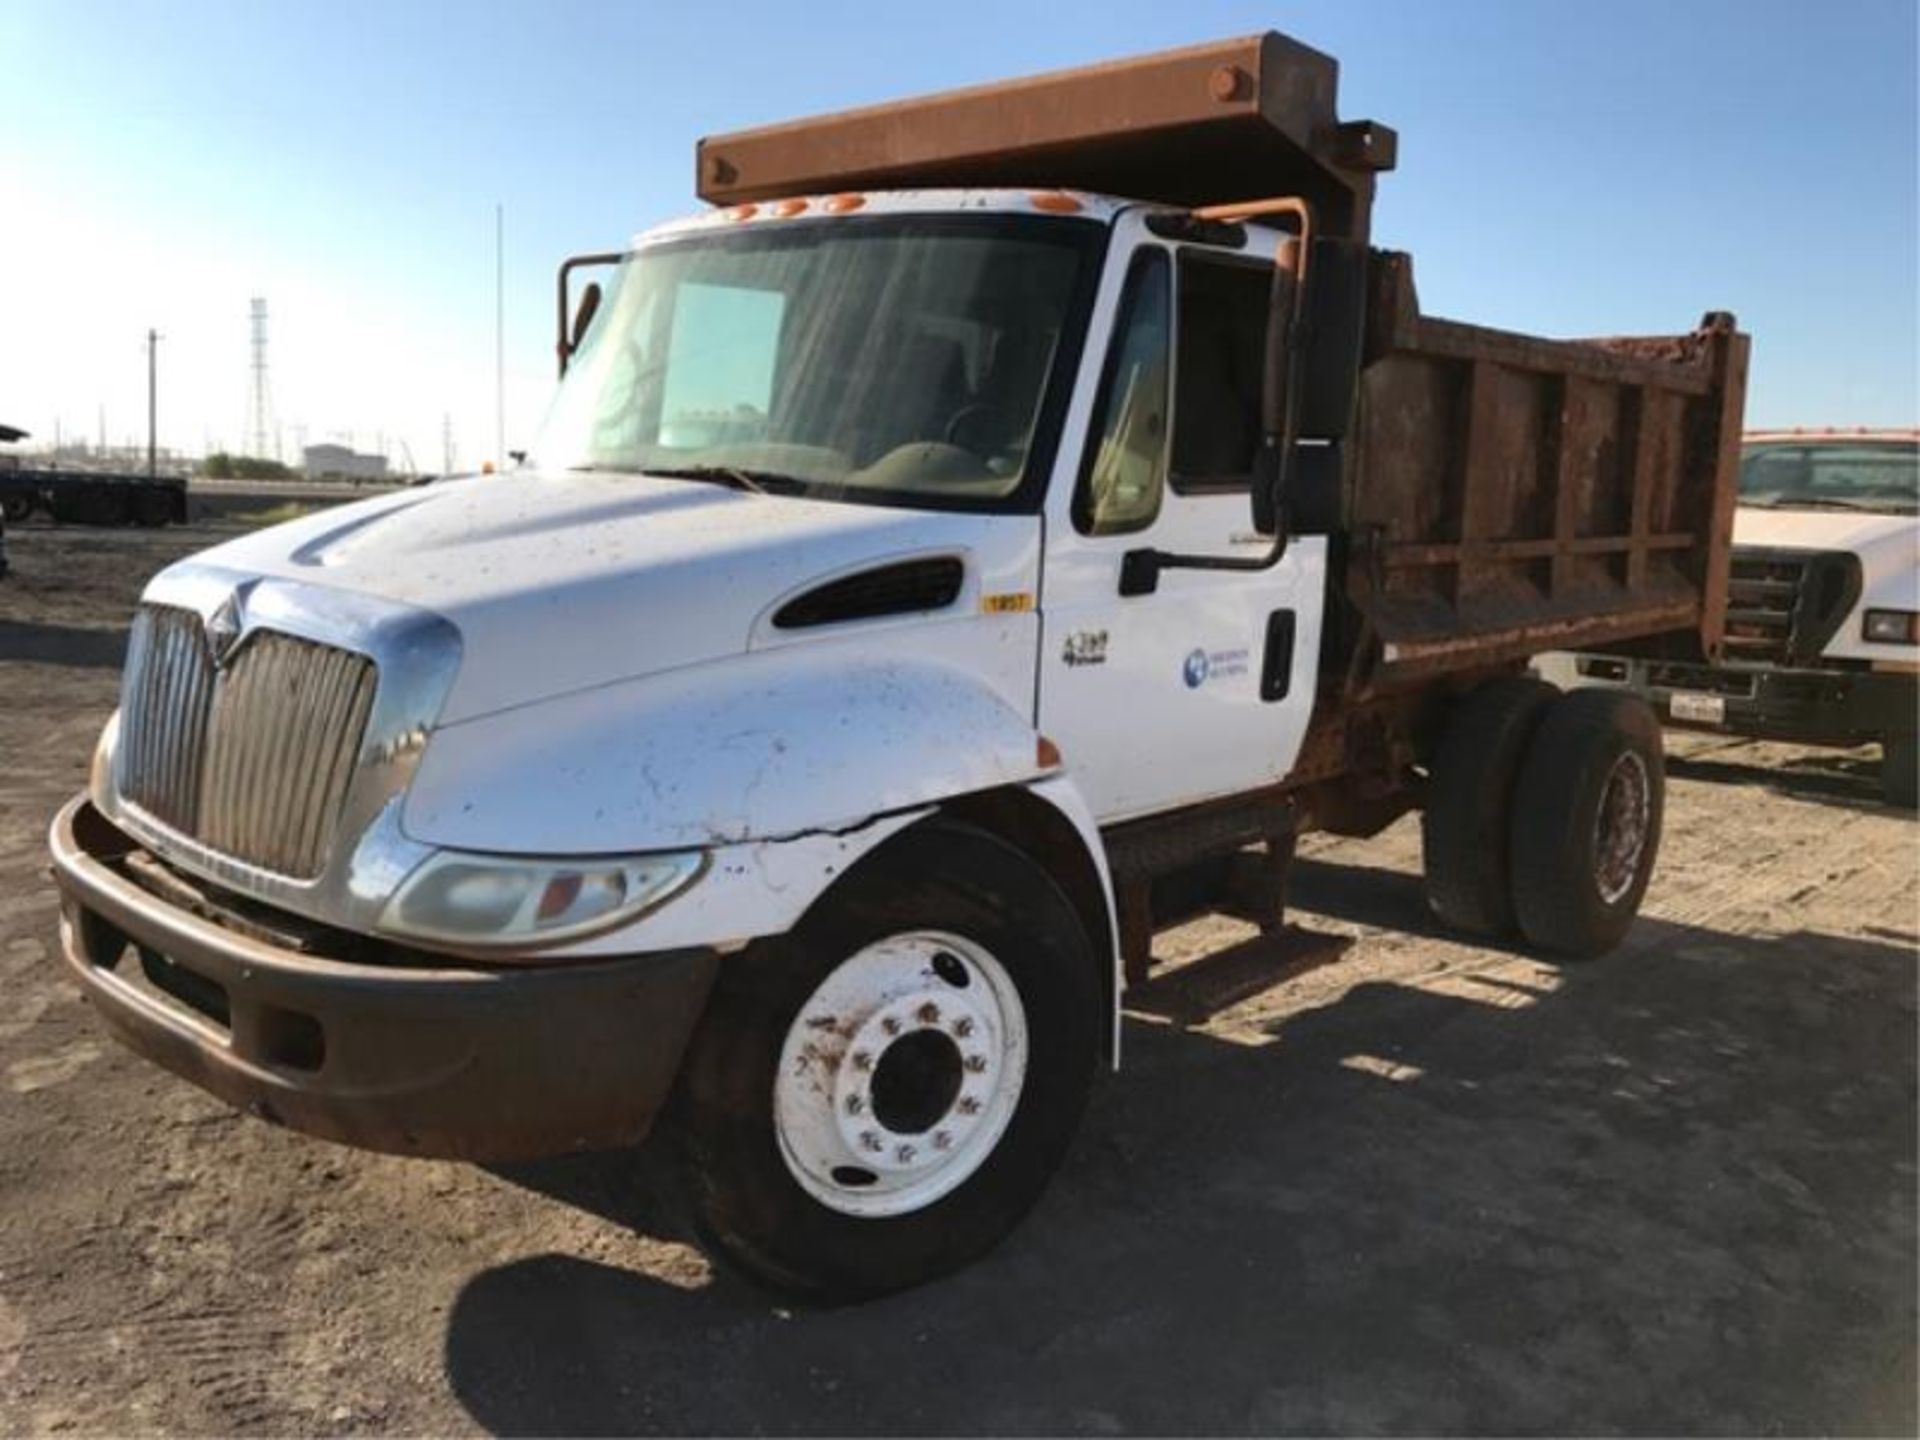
[[569, 282, 603, 355], [1250, 236, 1303, 537], [556, 251, 624, 377], [1251, 442, 1283, 536]]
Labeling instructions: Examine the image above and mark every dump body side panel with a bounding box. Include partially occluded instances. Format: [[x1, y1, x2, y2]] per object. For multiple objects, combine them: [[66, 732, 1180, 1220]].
[[1343, 252, 1747, 692]]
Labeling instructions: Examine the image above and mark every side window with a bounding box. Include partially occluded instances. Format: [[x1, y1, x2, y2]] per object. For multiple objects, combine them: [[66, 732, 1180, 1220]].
[[1074, 250, 1171, 535], [1171, 254, 1271, 491]]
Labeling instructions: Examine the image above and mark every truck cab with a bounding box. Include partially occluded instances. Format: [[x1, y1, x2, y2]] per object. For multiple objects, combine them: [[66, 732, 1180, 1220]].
[[1558, 430, 1919, 805], [49, 33, 1747, 1299]]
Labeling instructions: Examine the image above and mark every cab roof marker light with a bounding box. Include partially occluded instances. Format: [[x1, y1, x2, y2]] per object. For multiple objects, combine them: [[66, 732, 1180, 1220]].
[[1029, 191, 1083, 214]]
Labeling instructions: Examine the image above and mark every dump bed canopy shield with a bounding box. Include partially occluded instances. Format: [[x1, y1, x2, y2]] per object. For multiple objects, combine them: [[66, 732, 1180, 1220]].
[[696, 33, 1396, 241]]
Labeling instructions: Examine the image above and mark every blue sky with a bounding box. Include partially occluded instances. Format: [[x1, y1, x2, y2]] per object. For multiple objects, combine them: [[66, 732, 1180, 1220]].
[[2, 0, 1913, 470]]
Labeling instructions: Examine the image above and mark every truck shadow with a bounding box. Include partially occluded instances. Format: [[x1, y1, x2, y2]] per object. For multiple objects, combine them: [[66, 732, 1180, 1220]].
[[446, 906, 1916, 1436]]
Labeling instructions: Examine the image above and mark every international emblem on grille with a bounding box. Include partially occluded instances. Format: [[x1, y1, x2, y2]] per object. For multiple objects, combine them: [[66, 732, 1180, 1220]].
[[204, 595, 243, 667]]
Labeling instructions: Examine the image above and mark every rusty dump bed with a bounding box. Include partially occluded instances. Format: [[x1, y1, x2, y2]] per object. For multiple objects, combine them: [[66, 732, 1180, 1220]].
[[1347, 258, 1747, 689], [697, 32, 1396, 240], [698, 31, 1746, 684]]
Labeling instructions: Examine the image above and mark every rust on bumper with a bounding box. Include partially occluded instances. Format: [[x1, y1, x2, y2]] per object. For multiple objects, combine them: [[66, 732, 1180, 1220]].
[[49, 796, 718, 1162]]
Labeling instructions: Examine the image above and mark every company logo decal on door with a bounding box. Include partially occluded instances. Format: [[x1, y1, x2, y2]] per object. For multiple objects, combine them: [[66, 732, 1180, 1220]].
[[1183, 646, 1249, 689]]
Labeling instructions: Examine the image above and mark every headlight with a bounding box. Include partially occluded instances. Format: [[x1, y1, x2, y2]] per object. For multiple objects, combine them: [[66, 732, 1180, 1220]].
[[380, 849, 705, 948], [1863, 609, 1919, 645]]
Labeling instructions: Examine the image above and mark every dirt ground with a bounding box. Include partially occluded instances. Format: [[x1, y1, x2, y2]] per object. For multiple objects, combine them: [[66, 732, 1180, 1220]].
[[1, 518, 1914, 1436]]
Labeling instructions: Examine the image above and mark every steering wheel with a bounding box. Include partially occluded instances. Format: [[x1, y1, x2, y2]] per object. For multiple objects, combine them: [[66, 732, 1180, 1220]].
[[943, 402, 1016, 455]]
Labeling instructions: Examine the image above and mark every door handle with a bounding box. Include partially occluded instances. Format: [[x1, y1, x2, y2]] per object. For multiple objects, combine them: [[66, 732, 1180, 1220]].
[[1261, 610, 1296, 701]]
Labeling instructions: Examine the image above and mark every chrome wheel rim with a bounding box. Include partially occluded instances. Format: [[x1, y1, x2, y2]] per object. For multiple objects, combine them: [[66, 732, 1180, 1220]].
[[1593, 751, 1651, 904], [774, 931, 1028, 1218]]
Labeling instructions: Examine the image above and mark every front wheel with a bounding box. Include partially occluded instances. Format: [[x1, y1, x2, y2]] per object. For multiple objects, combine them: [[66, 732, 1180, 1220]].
[[681, 819, 1101, 1301]]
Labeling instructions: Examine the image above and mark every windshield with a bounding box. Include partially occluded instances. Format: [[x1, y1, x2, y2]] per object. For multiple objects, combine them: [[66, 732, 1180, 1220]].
[[1739, 439, 1919, 514], [533, 214, 1104, 511]]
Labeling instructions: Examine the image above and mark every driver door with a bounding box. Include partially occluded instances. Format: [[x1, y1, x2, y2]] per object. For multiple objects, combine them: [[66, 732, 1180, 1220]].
[[1038, 220, 1326, 824]]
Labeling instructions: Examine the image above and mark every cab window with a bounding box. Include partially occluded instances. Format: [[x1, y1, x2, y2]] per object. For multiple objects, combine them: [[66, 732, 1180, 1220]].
[[1171, 253, 1270, 492], [1074, 250, 1171, 535]]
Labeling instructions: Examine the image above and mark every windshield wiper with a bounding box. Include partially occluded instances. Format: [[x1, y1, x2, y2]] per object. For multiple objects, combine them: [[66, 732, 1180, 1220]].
[[644, 464, 791, 495]]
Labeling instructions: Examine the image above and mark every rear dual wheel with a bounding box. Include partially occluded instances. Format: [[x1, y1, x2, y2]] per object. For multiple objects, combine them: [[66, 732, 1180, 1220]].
[[1425, 682, 1664, 958], [681, 820, 1100, 1301], [1508, 691, 1665, 957]]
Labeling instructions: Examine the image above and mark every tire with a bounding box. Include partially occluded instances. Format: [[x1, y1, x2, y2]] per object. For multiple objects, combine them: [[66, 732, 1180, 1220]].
[[681, 819, 1101, 1302], [1509, 690, 1665, 958], [0, 493, 31, 523], [1883, 733, 1919, 810], [1422, 674, 1558, 936], [133, 489, 175, 527]]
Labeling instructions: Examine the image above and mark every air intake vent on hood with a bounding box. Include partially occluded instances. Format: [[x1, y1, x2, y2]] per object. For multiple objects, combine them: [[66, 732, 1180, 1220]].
[[773, 557, 966, 629]]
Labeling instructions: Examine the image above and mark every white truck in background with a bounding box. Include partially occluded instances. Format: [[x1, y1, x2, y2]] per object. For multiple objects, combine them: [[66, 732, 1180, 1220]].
[[1557, 430, 1918, 806], [49, 34, 1748, 1299]]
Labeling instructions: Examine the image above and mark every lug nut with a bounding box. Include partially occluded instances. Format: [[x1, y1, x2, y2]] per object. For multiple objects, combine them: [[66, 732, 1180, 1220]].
[[964, 1054, 987, 1073], [881, 1016, 902, 1036], [957, 1096, 981, 1116], [933, 1131, 952, 1151], [896, 1143, 917, 1163], [952, 1017, 975, 1038], [851, 1051, 873, 1071], [845, 1094, 864, 1115], [917, 1002, 941, 1025], [860, 1131, 883, 1153]]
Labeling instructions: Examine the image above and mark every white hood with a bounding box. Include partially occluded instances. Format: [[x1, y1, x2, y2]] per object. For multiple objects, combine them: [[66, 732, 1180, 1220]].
[[1733, 505, 1917, 553], [175, 471, 1040, 724]]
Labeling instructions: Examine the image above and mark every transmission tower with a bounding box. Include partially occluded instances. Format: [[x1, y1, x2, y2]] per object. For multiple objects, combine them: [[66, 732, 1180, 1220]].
[[246, 297, 276, 459]]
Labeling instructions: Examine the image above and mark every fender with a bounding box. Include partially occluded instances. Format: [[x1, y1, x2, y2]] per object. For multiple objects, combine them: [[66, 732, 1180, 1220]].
[[1023, 773, 1125, 1064], [403, 646, 1048, 854]]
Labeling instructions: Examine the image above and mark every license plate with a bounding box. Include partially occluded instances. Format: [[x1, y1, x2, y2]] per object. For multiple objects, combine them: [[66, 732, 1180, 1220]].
[[1669, 691, 1726, 724]]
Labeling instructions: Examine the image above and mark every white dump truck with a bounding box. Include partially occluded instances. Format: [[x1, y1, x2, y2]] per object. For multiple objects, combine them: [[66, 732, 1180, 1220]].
[[50, 34, 1748, 1298], [1555, 429, 1917, 806]]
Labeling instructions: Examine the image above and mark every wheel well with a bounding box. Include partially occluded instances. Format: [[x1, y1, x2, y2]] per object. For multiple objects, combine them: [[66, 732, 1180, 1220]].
[[936, 787, 1117, 1050]]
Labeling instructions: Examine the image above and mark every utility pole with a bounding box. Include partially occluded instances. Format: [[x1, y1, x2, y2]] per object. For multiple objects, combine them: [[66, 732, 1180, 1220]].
[[146, 328, 161, 478]]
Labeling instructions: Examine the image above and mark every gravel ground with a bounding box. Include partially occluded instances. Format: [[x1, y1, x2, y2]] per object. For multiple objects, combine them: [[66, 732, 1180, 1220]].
[[1, 520, 1914, 1435]]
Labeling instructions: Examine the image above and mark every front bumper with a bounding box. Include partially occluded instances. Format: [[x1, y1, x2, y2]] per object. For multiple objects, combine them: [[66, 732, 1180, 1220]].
[[1569, 655, 1918, 746], [49, 796, 718, 1161]]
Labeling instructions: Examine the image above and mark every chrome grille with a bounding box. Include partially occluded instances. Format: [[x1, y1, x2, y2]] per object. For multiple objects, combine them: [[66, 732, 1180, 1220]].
[[118, 606, 216, 835], [1723, 547, 1861, 666], [117, 604, 379, 879]]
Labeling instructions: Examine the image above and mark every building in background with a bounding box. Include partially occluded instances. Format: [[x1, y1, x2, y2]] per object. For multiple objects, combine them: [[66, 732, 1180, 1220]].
[[302, 443, 388, 480]]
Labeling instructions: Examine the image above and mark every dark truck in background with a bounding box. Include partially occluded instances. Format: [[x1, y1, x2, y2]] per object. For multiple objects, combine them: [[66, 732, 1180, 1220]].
[[1552, 430, 1919, 806], [0, 424, 189, 530]]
